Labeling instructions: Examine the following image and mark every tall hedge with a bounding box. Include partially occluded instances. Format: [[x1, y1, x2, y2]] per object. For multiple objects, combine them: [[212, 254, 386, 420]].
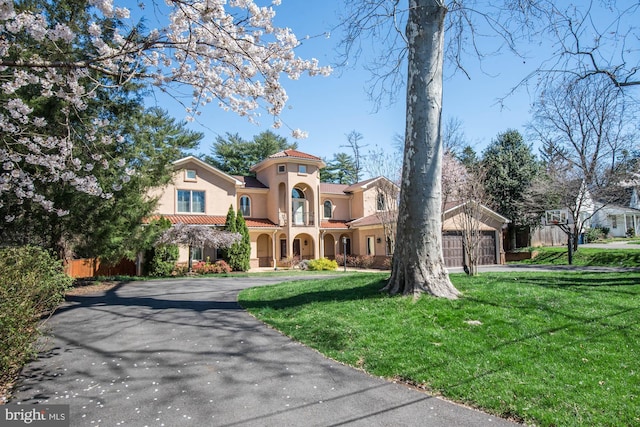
[[0, 246, 73, 387]]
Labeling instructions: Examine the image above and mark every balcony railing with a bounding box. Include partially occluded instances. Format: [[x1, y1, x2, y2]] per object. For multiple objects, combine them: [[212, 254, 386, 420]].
[[278, 211, 315, 227]]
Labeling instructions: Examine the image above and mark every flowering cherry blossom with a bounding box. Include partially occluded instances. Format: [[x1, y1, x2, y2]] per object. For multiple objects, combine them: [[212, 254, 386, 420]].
[[0, 0, 331, 220]]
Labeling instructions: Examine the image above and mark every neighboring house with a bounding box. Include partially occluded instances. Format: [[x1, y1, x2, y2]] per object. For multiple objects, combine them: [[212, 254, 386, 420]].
[[442, 201, 510, 267], [584, 187, 640, 237], [147, 150, 508, 268]]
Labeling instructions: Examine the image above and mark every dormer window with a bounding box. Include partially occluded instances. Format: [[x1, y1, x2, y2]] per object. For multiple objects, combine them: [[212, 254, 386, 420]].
[[277, 164, 286, 174], [185, 169, 197, 181], [298, 164, 307, 174]]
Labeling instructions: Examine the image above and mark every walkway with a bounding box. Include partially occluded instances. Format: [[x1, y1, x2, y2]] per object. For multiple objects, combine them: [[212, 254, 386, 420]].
[[11, 276, 520, 426]]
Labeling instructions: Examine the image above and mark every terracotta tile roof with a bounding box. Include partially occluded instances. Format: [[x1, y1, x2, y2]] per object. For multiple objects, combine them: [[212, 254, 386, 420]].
[[144, 215, 278, 228], [348, 214, 385, 227], [320, 182, 349, 194], [144, 215, 226, 225], [268, 149, 322, 161], [233, 175, 268, 188], [244, 218, 279, 228], [320, 219, 349, 229]]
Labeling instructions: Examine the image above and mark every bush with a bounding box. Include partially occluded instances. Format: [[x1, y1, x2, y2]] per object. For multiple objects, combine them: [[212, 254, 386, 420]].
[[0, 246, 73, 389], [147, 244, 179, 277], [626, 227, 635, 238], [334, 254, 374, 269], [352, 255, 374, 269], [585, 227, 603, 243], [191, 259, 232, 275], [307, 258, 338, 271]]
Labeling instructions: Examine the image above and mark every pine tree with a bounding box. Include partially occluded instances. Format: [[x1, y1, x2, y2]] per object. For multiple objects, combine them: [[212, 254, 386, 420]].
[[222, 205, 237, 264], [235, 210, 251, 272]]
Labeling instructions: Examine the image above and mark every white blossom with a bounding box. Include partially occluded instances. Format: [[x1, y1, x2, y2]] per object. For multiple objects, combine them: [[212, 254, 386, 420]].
[[0, 0, 330, 219]]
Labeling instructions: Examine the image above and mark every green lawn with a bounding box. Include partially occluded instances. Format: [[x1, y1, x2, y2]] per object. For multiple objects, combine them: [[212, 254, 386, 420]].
[[239, 272, 640, 427], [515, 246, 640, 267]]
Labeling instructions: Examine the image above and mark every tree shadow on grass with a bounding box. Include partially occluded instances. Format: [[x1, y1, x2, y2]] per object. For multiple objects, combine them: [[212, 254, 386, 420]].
[[239, 277, 388, 310], [509, 273, 640, 299]]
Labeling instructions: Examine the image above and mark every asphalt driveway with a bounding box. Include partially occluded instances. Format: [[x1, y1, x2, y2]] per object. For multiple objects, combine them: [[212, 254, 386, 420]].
[[12, 276, 519, 426]]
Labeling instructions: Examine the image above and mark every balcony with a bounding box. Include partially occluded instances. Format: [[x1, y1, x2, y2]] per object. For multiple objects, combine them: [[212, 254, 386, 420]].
[[278, 211, 315, 227]]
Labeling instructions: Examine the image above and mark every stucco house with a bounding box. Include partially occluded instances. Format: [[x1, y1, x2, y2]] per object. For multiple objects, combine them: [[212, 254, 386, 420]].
[[148, 150, 508, 268]]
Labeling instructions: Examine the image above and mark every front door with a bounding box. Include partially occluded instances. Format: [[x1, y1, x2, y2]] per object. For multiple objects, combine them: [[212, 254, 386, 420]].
[[293, 239, 301, 258], [280, 239, 287, 259]]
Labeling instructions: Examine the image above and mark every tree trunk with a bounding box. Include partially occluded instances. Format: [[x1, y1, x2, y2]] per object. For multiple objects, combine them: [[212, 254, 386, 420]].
[[383, 0, 460, 299]]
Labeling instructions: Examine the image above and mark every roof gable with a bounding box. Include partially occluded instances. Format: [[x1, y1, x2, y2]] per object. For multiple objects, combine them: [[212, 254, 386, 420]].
[[344, 176, 399, 193], [172, 156, 242, 186]]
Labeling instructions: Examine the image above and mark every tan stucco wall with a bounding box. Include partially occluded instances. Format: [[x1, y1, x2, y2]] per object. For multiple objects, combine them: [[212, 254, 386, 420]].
[[154, 163, 237, 216], [322, 195, 351, 220], [238, 191, 269, 218]]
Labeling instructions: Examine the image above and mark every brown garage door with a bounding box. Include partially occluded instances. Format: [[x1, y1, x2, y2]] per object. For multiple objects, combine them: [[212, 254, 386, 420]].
[[442, 231, 496, 267], [478, 231, 497, 265], [442, 232, 464, 267]]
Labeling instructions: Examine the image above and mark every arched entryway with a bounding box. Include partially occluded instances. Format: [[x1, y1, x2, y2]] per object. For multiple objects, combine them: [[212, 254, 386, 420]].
[[338, 234, 352, 255], [256, 234, 272, 267], [293, 232, 315, 260], [323, 234, 336, 259]]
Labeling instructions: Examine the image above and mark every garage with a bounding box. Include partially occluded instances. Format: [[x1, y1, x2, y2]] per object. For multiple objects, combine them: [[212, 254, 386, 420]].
[[442, 231, 497, 268], [441, 201, 509, 268]]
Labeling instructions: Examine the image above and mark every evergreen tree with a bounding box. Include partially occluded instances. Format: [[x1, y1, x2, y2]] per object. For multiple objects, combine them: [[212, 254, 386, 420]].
[[234, 211, 251, 272], [321, 152, 358, 184], [457, 145, 479, 170], [222, 205, 237, 265], [482, 130, 539, 249], [206, 130, 297, 176]]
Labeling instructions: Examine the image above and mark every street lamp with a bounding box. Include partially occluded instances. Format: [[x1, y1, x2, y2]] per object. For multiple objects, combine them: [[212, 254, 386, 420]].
[[342, 236, 347, 272]]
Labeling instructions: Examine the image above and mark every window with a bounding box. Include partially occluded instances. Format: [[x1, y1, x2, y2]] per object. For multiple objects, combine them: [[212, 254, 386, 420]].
[[292, 188, 306, 225], [191, 247, 203, 261], [177, 190, 205, 213], [323, 200, 332, 218], [610, 215, 618, 229], [366, 236, 375, 256], [376, 193, 386, 211], [185, 169, 197, 181], [277, 164, 286, 174], [298, 164, 307, 174], [240, 195, 251, 217], [292, 188, 305, 199]]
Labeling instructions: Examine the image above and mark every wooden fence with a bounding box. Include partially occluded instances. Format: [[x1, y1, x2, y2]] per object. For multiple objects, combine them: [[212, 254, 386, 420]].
[[64, 258, 136, 278]]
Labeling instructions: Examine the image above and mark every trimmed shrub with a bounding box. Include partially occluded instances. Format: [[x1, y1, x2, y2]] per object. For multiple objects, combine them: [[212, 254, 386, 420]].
[[308, 258, 338, 271], [191, 259, 232, 275], [147, 244, 179, 277], [0, 246, 73, 388], [334, 254, 374, 269]]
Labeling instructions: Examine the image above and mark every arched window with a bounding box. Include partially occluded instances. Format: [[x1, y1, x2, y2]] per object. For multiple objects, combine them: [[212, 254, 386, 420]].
[[323, 200, 332, 218], [292, 188, 306, 225], [240, 195, 251, 217], [291, 188, 305, 199]]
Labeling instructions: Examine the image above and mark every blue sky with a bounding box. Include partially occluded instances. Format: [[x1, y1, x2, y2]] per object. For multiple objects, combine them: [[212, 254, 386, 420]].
[[144, 1, 543, 162]]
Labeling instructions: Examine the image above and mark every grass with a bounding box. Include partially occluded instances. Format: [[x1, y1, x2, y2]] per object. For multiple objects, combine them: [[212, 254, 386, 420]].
[[514, 246, 640, 267], [239, 272, 640, 426]]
